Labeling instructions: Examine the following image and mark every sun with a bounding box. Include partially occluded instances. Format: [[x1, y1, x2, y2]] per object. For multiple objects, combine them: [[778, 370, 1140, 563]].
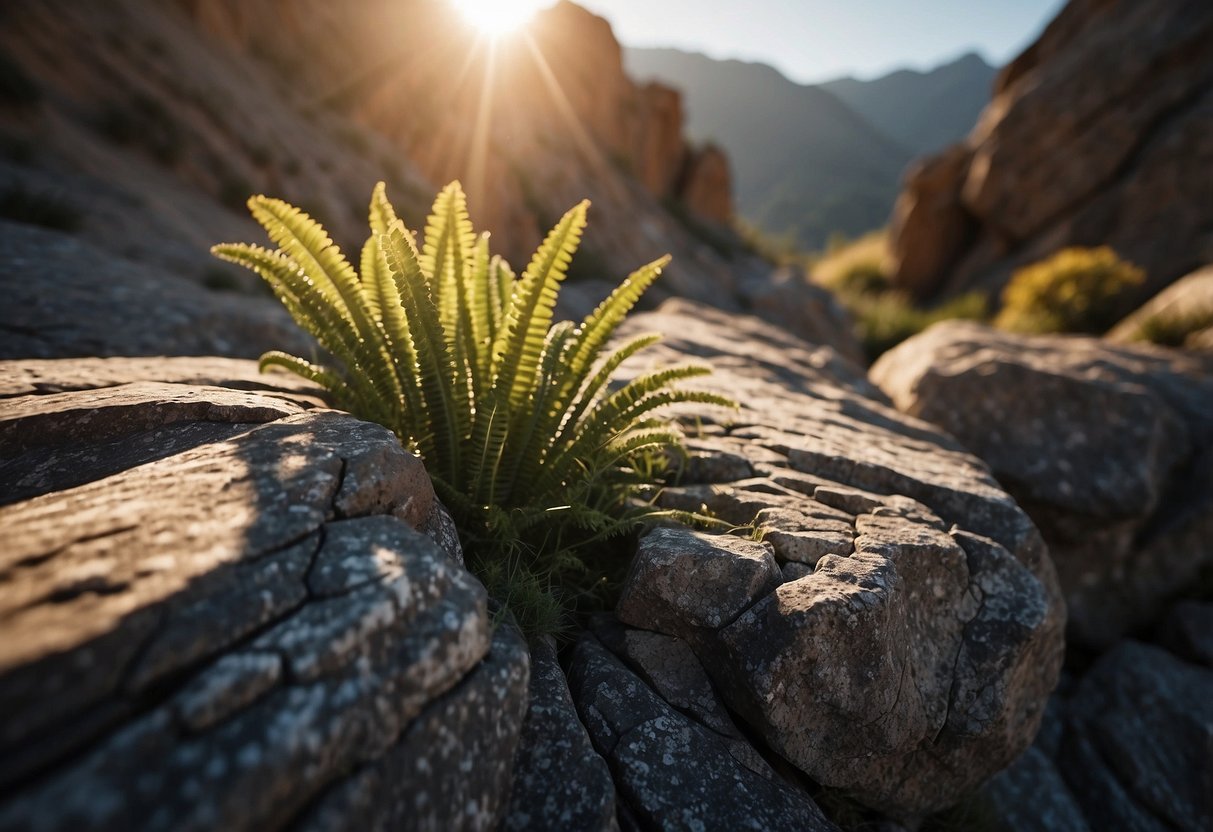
[[449, 0, 551, 37]]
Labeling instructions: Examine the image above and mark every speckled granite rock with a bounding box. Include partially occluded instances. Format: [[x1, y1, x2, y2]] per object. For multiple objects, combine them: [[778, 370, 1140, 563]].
[[0, 362, 518, 831], [502, 636, 618, 832], [567, 635, 837, 831], [606, 301, 1065, 818], [872, 321, 1213, 647]]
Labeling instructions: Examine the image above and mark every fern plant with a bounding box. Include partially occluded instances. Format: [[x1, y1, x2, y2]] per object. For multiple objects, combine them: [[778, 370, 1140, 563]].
[[214, 181, 734, 633]]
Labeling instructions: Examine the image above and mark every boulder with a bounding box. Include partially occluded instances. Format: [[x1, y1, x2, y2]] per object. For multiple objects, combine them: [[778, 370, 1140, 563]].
[[605, 301, 1064, 817], [871, 321, 1213, 646], [0, 359, 527, 831], [888, 0, 1213, 301]]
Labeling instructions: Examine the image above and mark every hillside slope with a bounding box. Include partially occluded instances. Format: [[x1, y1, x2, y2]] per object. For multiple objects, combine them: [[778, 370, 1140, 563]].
[[819, 52, 996, 157], [0, 0, 749, 308]]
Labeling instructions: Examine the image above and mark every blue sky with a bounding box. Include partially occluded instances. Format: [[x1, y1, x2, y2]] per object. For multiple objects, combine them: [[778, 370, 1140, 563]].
[[574, 0, 1067, 83]]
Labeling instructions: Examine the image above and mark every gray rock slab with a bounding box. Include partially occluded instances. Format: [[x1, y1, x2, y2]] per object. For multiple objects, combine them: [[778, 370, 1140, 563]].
[[501, 636, 617, 832], [567, 635, 837, 832], [616, 526, 782, 637]]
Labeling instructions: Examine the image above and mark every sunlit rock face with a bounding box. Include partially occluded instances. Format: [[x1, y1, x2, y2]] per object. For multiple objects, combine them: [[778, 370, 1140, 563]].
[[888, 0, 1213, 302], [0, 359, 528, 831], [872, 320, 1213, 649], [600, 302, 1066, 819]]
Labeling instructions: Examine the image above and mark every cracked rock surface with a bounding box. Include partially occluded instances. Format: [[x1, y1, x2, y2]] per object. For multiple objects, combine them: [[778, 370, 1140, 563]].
[[0, 359, 526, 831], [872, 321, 1213, 647], [605, 301, 1065, 818]]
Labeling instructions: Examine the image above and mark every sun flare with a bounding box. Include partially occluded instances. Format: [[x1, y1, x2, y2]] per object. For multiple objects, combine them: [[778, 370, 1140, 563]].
[[449, 0, 551, 37]]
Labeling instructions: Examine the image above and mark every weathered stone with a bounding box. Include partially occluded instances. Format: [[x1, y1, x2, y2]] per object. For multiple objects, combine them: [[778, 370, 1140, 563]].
[[0, 382, 309, 504], [616, 527, 782, 638], [593, 621, 778, 781], [980, 747, 1092, 832], [567, 636, 837, 831], [1060, 642, 1213, 832], [872, 321, 1213, 646], [171, 652, 283, 733], [608, 303, 1065, 817], [674, 439, 755, 484], [0, 222, 312, 361], [420, 498, 465, 567], [756, 506, 855, 565], [0, 366, 504, 829], [502, 636, 617, 832], [0, 356, 326, 402], [301, 623, 530, 832]]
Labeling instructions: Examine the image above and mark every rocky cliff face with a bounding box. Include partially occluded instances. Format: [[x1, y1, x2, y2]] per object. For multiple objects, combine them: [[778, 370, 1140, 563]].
[[0, 0, 738, 307], [889, 0, 1213, 303]]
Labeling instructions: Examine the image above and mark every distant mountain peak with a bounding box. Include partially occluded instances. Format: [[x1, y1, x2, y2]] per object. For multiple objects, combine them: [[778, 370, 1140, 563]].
[[624, 45, 996, 249]]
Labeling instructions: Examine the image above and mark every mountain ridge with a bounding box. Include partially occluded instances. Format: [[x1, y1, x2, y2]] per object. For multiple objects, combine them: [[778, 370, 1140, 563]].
[[625, 46, 995, 249]]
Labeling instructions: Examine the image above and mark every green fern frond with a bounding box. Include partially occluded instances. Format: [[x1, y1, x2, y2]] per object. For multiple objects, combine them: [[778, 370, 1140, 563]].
[[258, 350, 352, 407], [493, 200, 587, 411], [214, 181, 737, 636], [381, 222, 461, 474]]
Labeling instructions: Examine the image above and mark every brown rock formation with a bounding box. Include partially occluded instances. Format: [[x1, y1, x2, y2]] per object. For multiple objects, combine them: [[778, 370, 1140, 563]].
[[889, 0, 1213, 302], [176, 0, 740, 302], [679, 144, 733, 226], [0, 0, 738, 307]]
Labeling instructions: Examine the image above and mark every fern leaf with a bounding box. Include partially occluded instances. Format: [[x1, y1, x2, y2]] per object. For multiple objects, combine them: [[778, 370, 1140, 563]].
[[468, 233, 494, 394], [368, 180, 399, 237], [492, 200, 588, 412], [494, 320, 577, 505], [212, 243, 392, 422], [382, 222, 463, 480], [242, 200, 401, 422], [566, 255, 670, 386], [258, 350, 352, 406], [363, 234, 429, 449], [420, 182, 476, 329]]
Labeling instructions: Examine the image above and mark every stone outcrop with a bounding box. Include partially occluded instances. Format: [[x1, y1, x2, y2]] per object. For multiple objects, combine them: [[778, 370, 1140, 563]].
[[0, 305, 1069, 827], [0, 359, 528, 831], [872, 321, 1213, 647], [596, 301, 1065, 818], [678, 144, 733, 226], [888, 0, 1213, 302]]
